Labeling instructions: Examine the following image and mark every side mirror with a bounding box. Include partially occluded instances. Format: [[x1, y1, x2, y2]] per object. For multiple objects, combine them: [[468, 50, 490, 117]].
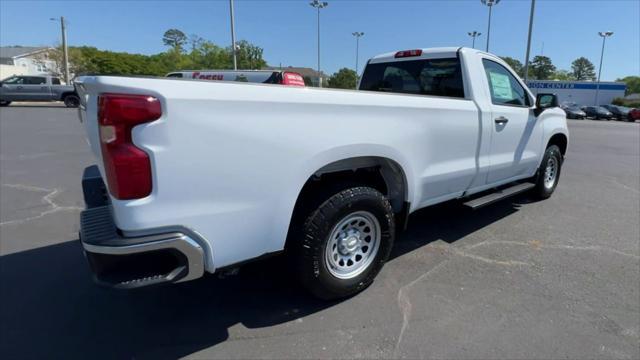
[[535, 93, 558, 116]]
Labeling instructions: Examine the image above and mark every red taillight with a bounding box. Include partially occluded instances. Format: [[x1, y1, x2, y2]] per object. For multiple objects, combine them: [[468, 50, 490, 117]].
[[394, 49, 423, 58], [281, 72, 306, 86], [98, 93, 161, 200]]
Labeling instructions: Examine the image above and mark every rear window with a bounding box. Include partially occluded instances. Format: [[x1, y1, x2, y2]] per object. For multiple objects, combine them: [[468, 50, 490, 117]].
[[359, 58, 465, 98]]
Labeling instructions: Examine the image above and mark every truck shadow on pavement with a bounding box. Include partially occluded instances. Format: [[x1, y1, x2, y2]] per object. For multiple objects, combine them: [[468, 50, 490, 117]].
[[0, 197, 525, 359]]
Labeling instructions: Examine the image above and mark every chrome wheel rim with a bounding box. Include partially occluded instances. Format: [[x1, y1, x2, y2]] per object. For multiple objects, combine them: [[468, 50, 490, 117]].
[[325, 211, 381, 280], [544, 157, 558, 189]]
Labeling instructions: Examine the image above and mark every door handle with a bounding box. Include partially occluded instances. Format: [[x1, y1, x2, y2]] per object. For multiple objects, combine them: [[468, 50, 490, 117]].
[[494, 116, 509, 124], [16, 86, 23, 90], [41, 86, 48, 90]]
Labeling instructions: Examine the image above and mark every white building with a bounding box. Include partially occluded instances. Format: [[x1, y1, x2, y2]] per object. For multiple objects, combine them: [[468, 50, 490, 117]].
[[0, 46, 58, 80], [527, 80, 626, 106]]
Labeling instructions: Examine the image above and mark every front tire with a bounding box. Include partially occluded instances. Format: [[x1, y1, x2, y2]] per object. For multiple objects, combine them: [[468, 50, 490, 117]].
[[532, 145, 563, 199], [291, 187, 395, 300], [0, 100, 10, 107]]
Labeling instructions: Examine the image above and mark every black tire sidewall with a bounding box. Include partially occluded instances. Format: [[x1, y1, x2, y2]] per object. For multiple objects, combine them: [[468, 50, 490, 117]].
[[64, 95, 79, 108], [534, 145, 562, 199], [298, 187, 395, 299]]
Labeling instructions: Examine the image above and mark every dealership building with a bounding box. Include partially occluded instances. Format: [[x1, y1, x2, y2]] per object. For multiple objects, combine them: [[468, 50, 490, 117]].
[[526, 80, 626, 106]]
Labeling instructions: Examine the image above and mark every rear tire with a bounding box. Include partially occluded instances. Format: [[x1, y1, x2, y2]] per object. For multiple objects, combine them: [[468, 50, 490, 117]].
[[0, 100, 10, 107], [532, 145, 563, 200], [290, 186, 395, 300], [63, 94, 80, 108]]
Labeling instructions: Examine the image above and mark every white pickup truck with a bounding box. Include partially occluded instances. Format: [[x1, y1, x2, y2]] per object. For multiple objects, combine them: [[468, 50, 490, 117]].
[[75, 47, 568, 299]]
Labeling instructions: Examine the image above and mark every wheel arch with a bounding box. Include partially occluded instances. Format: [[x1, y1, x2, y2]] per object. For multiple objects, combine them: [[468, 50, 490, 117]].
[[60, 91, 78, 101], [547, 132, 568, 156], [283, 155, 411, 251]]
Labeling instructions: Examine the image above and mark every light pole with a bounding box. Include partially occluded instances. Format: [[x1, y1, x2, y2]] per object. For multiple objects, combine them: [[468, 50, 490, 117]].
[[352, 31, 364, 87], [467, 31, 481, 49], [595, 31, 613, 106], [50, 17, 69, 84], [229, 0, 238, 70], [523, 0, 536, 82], [310, 0, 328, 87], [480, 0, 500, 52]]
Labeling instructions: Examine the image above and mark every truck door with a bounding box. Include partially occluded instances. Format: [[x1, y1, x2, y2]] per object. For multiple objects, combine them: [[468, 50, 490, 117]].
[[20, 76, 51, 101], [0, 76, 27, 101], [482, 59, 543, 184]]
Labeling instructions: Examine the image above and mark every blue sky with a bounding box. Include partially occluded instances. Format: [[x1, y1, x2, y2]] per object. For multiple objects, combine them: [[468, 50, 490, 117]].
[[1, 0, 638, 80]]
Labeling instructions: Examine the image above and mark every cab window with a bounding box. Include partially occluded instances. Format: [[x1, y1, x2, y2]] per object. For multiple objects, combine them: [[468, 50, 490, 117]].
[[52, 77, 61, 85], [482, 59, 530, 107], [26, 77, 47, 85]]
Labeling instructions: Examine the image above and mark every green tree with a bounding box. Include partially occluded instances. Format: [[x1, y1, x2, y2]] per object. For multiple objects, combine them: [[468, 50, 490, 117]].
[[571, 57, 596, 81], [616, 76, 640, 95], [162, 29, 187, 53], [529, 55, 556, 80], [303, 76, 314, 87], [232, 40, 266, 70], [552, 69, 576, 81], [500, 56, 523, 77], [327, 68, 357, 89]]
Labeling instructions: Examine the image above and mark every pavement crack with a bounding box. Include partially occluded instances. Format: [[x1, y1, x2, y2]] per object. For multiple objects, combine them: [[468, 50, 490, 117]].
[[393, 243, 531, 357], [0, 183, 83, 226], [394, 260, 449, 358], [466, 240, 639, 260]]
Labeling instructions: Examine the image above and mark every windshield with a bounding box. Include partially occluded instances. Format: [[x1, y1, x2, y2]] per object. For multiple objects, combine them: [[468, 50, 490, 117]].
[[2, 76, 23, 84]]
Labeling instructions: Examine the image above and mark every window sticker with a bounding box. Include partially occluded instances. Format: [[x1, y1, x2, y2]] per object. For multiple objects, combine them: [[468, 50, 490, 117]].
[[489, 71, 513, 100]]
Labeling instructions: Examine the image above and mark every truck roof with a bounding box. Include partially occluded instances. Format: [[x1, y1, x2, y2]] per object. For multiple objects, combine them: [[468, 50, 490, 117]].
[[369, 47, 495, 64]]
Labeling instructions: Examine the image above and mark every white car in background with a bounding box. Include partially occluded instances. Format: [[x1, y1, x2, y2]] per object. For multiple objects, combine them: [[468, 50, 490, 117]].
[[166, 69, 306, 86]]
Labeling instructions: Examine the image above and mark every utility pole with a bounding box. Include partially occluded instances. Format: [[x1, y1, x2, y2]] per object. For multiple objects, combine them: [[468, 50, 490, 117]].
[[229, 0, 238, 70], [467, 31, 481, 49], [523, 0, 536, 82], [51, 17, 70, 84], [595, 31, 614, 106], [310, 0, 328, 87], [352, 31, 364, 88], [480, 0, 500, 52]]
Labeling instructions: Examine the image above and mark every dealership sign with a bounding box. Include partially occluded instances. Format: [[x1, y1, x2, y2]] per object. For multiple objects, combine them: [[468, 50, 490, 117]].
[[527, 81, 626, 91]]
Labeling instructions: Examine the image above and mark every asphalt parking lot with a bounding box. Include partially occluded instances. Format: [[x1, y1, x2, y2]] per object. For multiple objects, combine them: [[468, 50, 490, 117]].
[[0, 105, 638, 359]]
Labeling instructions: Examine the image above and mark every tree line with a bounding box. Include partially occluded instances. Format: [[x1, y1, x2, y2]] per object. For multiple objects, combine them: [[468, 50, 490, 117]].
[[52, 28, 267, 77], [500, 55, 597, 81]]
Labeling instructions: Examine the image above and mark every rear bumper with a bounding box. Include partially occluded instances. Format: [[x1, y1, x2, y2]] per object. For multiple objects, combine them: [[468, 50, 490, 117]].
[[79, 165, 205, 289]]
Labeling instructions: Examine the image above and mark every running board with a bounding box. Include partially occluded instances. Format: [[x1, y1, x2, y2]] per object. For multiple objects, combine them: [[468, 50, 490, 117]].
[[463, 182, 535, 210]]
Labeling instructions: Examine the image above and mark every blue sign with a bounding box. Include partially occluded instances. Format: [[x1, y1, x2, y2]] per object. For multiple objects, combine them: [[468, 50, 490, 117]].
[[527, 81, 626, 91]]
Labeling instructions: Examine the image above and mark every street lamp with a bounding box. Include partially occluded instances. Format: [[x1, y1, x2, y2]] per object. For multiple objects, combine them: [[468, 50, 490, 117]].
[[523, 0, 536, 82], [352, 31, 364, 86], [310, 0, 328, 87], [50, 17, 69, 84], [229, 0, 237, 70], [594, 31, 614, 106], [467, 31, 481, 49], [480, 0, 500, 52]]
